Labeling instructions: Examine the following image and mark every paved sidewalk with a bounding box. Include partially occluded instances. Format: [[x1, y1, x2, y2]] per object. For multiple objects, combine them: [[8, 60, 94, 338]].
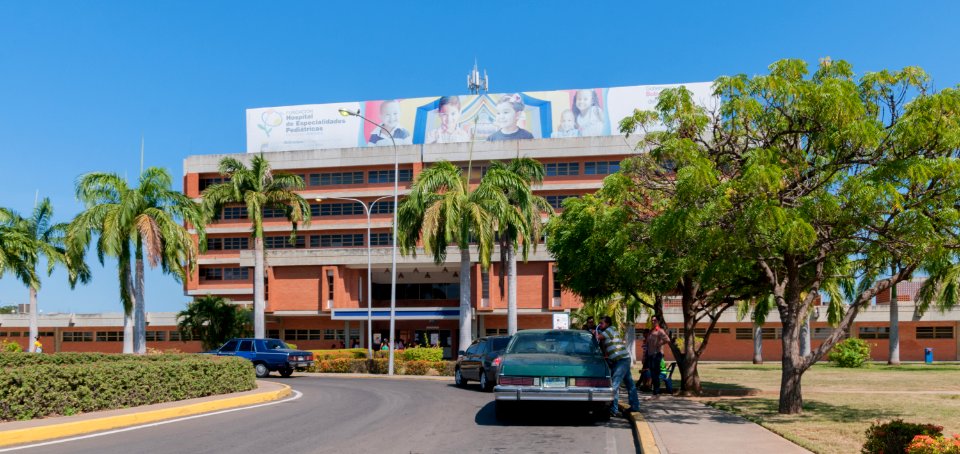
[[636, 396, 810, 453]]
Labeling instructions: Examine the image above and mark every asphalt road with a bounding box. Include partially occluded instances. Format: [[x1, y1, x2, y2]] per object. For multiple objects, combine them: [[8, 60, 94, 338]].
[[15, 376, 637, 454]]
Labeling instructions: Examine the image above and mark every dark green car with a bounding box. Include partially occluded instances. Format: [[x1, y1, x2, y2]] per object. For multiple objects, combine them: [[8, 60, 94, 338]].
[[493, 329, 614, 420]]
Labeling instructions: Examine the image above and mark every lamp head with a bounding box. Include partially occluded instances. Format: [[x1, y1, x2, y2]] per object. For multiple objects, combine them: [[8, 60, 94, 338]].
[[314, 198, 323, 203], [338, 108, 356, 117]]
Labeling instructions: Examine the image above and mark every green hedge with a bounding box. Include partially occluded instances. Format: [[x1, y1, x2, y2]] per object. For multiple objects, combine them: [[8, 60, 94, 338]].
[[0, 354, 255, 421], [307, 349, 368, 360], [308, 358, 454, 376], [0, 352, 199, 367]]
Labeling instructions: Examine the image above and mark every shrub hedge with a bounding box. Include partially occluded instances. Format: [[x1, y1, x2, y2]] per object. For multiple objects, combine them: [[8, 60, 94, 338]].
[[307, 358, 454, 376], [862, 419, 944, 454], [0, 354, 255, 421], [830, 338, 872, 368]]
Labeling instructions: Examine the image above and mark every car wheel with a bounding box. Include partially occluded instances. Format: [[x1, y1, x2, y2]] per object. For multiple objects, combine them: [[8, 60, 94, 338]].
[[254, 363, 270, 378], [495, 401, 514, 421], [479, 369, 491, 392], [455, 367, 467, 387], [279, 367, 294, 378]]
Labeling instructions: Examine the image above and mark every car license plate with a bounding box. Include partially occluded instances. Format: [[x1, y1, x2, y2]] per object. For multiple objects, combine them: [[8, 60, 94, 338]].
[[543, 377, 566, 388]]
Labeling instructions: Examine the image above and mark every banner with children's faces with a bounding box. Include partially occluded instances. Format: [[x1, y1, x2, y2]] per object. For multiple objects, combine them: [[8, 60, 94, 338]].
[[246, 82, 715, 153]]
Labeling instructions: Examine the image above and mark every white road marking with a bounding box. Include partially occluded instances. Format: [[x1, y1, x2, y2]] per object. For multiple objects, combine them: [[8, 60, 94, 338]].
[[0, 390, 304, 452]]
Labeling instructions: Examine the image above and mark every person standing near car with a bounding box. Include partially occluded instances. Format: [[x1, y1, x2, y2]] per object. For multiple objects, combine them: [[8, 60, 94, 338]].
[[597, 316, 640, 417], [645, 316, 671, 396]]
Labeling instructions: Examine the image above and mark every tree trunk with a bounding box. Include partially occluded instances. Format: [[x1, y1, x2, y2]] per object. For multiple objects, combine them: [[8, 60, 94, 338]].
[[889, 281, 900, 365], [626, 324, 637, 366], [753, 325, 763, 364], [779, 308, 805, 414], [122, 311, 134, 354], [253, 236, 265, 339], [28, 287, 38, 353], [679, 356, 701, 395], [506, 244, 517, 335], [679, 312, 702, 395], [134, 256, 146, 355], [458, 248, 473, 351]]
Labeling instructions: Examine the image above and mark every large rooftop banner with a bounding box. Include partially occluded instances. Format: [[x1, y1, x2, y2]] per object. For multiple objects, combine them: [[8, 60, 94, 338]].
[[245, 82, 715, 153]]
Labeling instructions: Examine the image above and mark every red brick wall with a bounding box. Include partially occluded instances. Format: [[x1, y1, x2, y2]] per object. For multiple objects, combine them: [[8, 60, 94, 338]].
[[270, 266, 321, 311]]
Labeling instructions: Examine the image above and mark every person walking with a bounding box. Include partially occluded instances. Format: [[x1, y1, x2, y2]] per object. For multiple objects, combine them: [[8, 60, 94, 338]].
[[645, 316, 671, 396], [597, 316, 640, 417]]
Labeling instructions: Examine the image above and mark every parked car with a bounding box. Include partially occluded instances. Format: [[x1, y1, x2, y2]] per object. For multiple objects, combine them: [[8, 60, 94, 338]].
[[210, 338, 314, 378], [493, 329, 614, 420], [455, 335, 511, 391]]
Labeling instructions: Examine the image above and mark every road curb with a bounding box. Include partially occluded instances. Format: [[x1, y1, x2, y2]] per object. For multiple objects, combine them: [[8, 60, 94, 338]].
[[0, 382, 292, 448], [629, 410, 659, 454]]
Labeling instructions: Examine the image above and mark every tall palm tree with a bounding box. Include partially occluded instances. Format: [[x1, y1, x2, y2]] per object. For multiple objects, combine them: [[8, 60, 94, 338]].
[[489, 158, 552, 335], [178, 295, 252, 351], [0, 212, 37, 288], [1, 199, 90, 352], [201, 154, 310, 338], [397, 161, 526, 350], [70, 168, 204, 354]]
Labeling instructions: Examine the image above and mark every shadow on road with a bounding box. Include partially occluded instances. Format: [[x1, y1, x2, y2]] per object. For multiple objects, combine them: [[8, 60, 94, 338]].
[[474, 401, 632, 430], [446, 383, 489, 394]]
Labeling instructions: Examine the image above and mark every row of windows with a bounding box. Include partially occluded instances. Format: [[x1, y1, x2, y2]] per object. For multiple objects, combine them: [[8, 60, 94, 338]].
[[0, 331, 54, 337], [313, 202, 365, 217], [222, 201, 398, 221], [310, 172, 364, 186], [284, 329, 354, 341], [59, 331, 192, 342], [200, 267, 250, 281], [207, 237, 249, 250], [545, 195, 578, 210], [545, 162, 579, 176], [199, 177, 228, 191], [258, 233, 392, 249], [584, 161, 620, 175], [732, 326, 954, 340], [265, 235, 306, 249]]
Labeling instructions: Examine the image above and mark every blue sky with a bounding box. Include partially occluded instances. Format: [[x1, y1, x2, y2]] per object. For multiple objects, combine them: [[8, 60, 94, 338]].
[[1, 0, 957, 313]]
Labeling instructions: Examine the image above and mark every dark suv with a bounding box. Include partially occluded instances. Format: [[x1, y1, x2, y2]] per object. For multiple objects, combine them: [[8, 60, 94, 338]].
[[455, 335, 512, 391], [211, 338, 314, 378]]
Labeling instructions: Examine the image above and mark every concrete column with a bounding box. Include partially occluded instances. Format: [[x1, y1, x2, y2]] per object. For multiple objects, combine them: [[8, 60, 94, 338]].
[[360, 321, 366, 349], [478, 314, 486, 338], [344, 320, 350, 345]]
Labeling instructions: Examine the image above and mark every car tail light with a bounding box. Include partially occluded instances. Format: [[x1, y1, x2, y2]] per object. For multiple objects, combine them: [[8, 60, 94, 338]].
[[499, 376, 535, 386], [492, 357, 502, 367], [574, 377, 611, 387]]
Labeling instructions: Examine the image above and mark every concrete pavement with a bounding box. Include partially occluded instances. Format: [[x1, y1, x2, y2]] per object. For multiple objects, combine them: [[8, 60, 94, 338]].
[[630, 396, 810, 453]]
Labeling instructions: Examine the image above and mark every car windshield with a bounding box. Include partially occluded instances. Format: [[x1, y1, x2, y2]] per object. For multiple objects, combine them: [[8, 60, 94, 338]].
[[507, 331, 600, 355], [491, 337, 511, 351], [263, 339, 289, 350]]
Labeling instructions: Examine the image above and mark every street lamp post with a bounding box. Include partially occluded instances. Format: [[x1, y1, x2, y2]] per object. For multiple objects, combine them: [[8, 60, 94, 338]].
[[338, 108, 399, 376], [315, 195, 391, 361]]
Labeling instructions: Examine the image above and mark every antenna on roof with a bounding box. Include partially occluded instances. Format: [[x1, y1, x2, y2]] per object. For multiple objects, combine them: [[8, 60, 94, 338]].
[[467, 59, 488, 94]]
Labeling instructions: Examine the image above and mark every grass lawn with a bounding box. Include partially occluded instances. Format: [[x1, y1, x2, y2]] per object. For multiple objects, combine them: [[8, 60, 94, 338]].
[[686, 362, 960, 454]]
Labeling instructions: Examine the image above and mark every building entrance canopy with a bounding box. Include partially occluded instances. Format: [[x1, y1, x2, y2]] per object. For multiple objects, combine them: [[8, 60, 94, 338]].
[[331, 307, 459, 321]]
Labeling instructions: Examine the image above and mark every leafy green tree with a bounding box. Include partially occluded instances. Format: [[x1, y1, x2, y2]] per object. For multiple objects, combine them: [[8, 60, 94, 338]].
[[1, 199, 89, 351], [0, 305, 17, 314], [0, 213, 37, 288], [489, 158, 552, 335], [177, 295, 252, 351], [619, 58, 960, 413], [397, 161, 527, 349], [70, 168, 204, 354], [201, 155, 310, 338]]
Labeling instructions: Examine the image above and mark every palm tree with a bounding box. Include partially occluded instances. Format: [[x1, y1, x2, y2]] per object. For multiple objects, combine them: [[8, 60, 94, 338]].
[[0, 212, 37, 289], [1, 199, 90, 352], [489, 158, 552, 335], [70, 168, 204, 354], [398, 161, 525, 350], [201, 154, 310, 338], [178, 295, 252, 351]]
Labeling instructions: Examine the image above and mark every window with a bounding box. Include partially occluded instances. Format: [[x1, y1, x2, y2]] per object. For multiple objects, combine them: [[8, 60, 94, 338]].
[[917, 326, 954, 339], [262, 207, 287, 219], [238, 340, 253, 352], [199, 177, 227, 191], [206, 238, 222, 250], [223, 267, 249, 280], [812, 328, 835, 339], [169, 331, 193, 341], [373, 283, 461, 300], [267, 329, 280, 339], [285, 329, 322, 341], [312, 202, 364, 217], [223, 237, 248, 250], [735, 327, 778, 339], [265, 235, 305, 249], [145, 331, 166, 342], [370, 232, 392, 246], [545, 195, 577, 210], [368, 169, 412, 183], [486, 328, 508, 336], [762, 328, 781, 339], [481, 271, 490, 299], [858, 326, 890, 339], [553, 268, 561, 298], [311, 234, 364, 248], [222, 206, 248, 220], [370, 201, 395, 214], [584, 161, 621, 175], [63, 331, 93, 342], [219, 340, 238, 352], [310, 172, 364, 186], [200, 267, 223, 281], [96, 331, 123, 342], [545, 162, 580, 176], [327, 271, 335, 301]]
